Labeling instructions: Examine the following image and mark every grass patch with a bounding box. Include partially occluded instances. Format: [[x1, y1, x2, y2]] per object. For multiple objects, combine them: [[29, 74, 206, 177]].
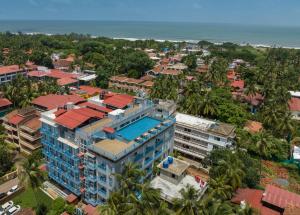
[[13, 187, 53, 209]]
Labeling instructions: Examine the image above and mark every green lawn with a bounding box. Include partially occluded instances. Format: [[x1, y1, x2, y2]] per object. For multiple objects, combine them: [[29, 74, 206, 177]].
[[13, 187, 53, 209]]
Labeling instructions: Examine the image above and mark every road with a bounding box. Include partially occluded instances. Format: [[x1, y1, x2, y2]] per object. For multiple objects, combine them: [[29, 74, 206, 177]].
[[0, 178, 19, 193]]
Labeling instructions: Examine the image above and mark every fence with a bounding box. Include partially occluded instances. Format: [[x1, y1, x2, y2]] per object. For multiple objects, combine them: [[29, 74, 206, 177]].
[[0, 170, 18, 184]]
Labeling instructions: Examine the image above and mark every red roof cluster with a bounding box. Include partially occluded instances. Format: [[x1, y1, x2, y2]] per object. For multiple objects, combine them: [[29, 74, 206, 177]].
[[32, 94, 85, 110], [289, 98, 300, 111], [55, 108, 104, 130], [0, 65, 22, 75], [0, 98, 12, 108], [262, 185, 300, 210], [103, 94, 134, 109], [28, 69, 79, 86]]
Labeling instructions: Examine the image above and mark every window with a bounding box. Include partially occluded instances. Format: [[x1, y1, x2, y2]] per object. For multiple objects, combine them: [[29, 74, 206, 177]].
[[171, 174, 176, 178], [214, 137, 221, 141], [184, 128, 191, 132]]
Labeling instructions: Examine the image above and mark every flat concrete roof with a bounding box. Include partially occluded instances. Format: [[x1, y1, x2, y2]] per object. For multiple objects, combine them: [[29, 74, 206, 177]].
[[93, 139, 133, 156], [158, 157, 189, 176]]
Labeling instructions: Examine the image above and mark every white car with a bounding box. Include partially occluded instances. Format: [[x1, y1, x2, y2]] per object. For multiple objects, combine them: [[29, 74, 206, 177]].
[[6, 205, 20, 215], [7, 185, 18, 196], [0, 201, 13, 215]]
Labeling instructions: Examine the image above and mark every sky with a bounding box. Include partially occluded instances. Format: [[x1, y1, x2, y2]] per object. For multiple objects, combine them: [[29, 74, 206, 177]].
[[0, 0, 300, 26]]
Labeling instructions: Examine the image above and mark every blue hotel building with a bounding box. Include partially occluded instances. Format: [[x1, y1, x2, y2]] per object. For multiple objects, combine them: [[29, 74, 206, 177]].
[[40, 94, 175, 206]]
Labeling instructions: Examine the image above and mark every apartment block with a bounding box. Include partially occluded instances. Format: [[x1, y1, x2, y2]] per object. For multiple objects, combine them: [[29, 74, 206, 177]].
[[0, 65, 27, 85], [40, 93, 175, 206], [2, 107, 42, 154], [174, 113, 235, 160]]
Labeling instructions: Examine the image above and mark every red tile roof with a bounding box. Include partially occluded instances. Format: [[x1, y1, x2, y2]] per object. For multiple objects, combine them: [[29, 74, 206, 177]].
[[262, 185, 300, 209], [55, 108, 104, 129], [57, 77, 78, 86], [83, 204, 99, 215], [0, 98, 12, 108], [0, 65, 22, 75], [66, 193, 78, 203], [231, 188, 280, 215], [47, 69, 78, 79], [78, 102, 112, 113], [289, 98, 300, 112], [244, 120, 263, 133], [79, 86, 102, 96], [32, 94, 85, 110], [27, 70, 49, 78], [8, 114, 25, 125], [103, 127, 115, 134], [231, 80, 245, 89], [103, 94, 134, 109]]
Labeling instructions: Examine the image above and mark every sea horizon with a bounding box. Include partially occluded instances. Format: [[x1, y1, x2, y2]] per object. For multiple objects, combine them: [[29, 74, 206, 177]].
[[1, 20, 300, 48]]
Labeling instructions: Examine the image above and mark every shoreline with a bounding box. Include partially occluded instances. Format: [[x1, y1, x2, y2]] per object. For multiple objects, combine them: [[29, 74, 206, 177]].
[[5, 31, 300, 50]]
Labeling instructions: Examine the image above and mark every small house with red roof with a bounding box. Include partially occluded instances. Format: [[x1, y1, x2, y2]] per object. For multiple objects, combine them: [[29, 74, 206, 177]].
[[289, 97, 300, 120], [232, 185, 300, 215]]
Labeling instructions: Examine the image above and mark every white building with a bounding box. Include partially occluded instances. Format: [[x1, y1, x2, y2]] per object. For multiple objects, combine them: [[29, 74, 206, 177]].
[[174, 113, 236, 160], [150, 156, 207, 202]]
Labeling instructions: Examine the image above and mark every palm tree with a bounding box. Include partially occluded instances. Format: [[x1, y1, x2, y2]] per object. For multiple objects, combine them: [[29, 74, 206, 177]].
[[173, 184, 201, 215], [208, 176, 233, 200], [276, 112, 294, 142], [98, 192, 127, 215], [255, 131, 272, 180], [18, 159, 44, 206], [200, 91, 218, 117]]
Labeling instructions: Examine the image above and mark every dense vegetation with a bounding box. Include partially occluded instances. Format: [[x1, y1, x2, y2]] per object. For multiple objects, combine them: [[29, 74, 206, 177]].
[[2, 33, 300, 214]]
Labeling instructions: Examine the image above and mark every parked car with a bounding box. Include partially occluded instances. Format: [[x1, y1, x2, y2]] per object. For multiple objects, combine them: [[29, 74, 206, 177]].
[[0, 193, 6, 200], [6, 186, 18, 196], [0, 201, 13, 215], [5, 205, 20, 215]]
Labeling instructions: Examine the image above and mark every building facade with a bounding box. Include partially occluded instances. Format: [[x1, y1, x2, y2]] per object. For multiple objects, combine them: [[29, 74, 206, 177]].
[[174, 113, 236, 160], [0, 65, 27, 85], [2, 107, 42, 154], [40, 95, 175, 206]]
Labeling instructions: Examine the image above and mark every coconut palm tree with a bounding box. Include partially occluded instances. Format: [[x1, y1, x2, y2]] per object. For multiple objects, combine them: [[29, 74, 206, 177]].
[[173, 184, 201, 215], [255, 131, 272, 179], [98, 192, 127, 215], [208, 176, 233, 200], [18, 159, 44, 206], [200, 91, 218, 117], [114, 162, 145, 196]]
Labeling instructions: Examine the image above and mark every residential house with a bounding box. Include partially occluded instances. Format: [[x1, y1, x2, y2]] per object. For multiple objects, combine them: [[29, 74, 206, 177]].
[[0, 65, 27, 85], [150, 157, 208, 203]]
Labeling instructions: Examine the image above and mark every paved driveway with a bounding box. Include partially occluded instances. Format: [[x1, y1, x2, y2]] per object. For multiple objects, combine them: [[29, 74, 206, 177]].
[[0, 178, 19, 193]]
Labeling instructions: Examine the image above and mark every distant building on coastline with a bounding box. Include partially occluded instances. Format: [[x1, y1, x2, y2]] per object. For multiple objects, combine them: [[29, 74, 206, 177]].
[[174, 113, 236, 161]]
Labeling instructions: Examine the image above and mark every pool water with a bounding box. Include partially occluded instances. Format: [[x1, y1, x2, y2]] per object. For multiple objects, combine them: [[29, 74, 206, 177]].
[[116, 117, 161, 141]]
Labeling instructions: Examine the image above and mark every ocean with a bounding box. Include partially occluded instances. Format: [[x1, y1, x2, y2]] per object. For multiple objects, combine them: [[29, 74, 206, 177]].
[[0, 20, 300, 48]]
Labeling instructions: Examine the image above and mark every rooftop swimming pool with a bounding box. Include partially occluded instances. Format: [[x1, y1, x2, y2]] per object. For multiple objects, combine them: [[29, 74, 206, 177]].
[[116, 117, 161, 141]]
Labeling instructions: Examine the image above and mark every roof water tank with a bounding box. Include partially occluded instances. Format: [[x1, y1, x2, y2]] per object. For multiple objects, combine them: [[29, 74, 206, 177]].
[[167, 156, 173, 164], [163, 161, 169, 168]]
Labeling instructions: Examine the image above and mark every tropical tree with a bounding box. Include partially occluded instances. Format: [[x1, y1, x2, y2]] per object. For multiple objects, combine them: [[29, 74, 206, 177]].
[[173, 184, 201, 215]]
